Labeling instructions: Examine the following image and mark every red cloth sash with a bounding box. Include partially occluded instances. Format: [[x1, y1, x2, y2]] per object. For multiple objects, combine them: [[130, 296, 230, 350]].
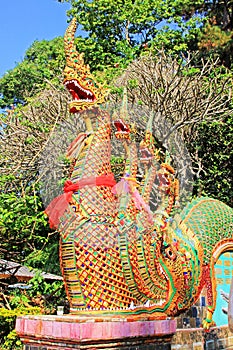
[[45, 174, 116, 229]]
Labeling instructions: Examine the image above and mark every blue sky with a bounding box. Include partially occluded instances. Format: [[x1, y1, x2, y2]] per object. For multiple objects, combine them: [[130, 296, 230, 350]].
[[0, 0, 72, 77]]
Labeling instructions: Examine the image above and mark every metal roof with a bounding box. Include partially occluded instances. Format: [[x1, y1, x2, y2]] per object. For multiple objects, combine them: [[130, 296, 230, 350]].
[[0, 259, 63, 281]]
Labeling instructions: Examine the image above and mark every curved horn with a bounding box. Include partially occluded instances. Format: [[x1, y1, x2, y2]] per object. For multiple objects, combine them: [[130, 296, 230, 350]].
[[64, 18, 85, 69]]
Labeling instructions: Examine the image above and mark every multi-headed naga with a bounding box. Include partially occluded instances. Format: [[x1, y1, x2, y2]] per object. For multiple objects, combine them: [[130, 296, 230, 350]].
[[46, 18, 233, 329]]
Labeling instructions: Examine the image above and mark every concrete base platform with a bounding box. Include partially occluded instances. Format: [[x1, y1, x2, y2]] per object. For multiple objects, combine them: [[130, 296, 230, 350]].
[[15, 314, 177, 349]]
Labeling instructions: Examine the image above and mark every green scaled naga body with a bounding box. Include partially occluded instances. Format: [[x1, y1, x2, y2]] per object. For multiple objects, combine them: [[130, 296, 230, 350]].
[[45, 18, 233, 329]]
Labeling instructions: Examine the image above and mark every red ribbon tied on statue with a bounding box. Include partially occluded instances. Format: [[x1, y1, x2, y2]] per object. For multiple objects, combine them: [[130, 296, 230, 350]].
[[45, 174, 116, 229]]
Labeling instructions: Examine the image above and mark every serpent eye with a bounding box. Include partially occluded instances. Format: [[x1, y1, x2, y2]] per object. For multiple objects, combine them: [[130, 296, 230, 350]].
[[165, 247, 176, 261], [84, 78, 96, 87]]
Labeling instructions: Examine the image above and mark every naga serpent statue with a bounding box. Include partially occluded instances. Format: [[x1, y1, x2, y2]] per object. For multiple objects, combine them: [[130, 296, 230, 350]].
[[45, 18, 233, 329]]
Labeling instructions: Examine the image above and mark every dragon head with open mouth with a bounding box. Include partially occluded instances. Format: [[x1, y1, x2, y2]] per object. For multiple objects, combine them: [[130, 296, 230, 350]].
[[113, 118, 131, 139], [63, 18, 109, 113], [139, 136, 155, 163]]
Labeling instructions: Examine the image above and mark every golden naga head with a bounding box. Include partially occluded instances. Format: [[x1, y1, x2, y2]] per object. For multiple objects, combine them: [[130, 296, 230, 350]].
[[63, 18, 109, 113]]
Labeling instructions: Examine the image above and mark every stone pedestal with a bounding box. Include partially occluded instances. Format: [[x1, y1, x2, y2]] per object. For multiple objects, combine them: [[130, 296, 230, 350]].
[[15, 314, 176, 350]]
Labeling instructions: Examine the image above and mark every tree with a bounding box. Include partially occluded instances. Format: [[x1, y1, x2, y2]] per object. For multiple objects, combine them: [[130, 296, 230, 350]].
[[189, 114, 233, 206], [64, 0, 204, 69], [0, 81, 70, 267], [112, 52, 232, 206], [0, 175, 49, 260], [0, 37, 65, 108], [62, 0, 233, 69], [192, 0, 233, 67], [0, 272, 66, 349]]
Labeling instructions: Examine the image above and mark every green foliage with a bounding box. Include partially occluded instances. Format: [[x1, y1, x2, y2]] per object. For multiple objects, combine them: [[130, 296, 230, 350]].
[[198, 24, 233, 68], [0, 273, 66, 349], [0, 329, 22, 350], [0, 37, 65, 108], [65, 0, 204, 69], [26, 271, 65, 306], [25, 239, 61, 275], [0, 175, 61, 274], [191, 0, 233, 67], [63, 0, 233, 69], [0, 300, 41, 350], [0, 175, 50, 261], [191, 114, 233, 207]]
